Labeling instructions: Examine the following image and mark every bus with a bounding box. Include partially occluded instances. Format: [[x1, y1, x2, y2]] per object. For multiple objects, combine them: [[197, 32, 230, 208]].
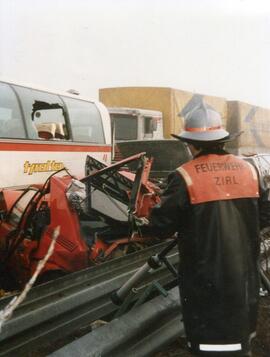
[[0, 80, 111, 188]]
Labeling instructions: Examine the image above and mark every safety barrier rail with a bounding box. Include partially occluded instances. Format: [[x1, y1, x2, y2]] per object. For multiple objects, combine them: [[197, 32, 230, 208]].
[[0, 241, 178, 356], [49, 287, 184, 357]]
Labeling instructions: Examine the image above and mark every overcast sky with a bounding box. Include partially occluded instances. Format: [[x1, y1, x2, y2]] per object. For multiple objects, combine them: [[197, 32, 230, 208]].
[[0, 0, 270, 108]]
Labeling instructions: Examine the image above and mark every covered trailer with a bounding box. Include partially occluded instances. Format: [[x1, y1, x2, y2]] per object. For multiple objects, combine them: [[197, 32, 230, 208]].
[[226, 100, 270, 155], [99, 87, 227, 176], [100, 86, 270, 174], [99, 86, 227, 139]]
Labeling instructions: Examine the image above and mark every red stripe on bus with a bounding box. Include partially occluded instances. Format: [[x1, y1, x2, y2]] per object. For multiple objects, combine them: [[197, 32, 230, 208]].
[[0, 141, 111, 152]]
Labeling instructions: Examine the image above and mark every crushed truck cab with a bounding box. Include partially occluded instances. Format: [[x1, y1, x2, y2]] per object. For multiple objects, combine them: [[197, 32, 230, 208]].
[[0, 153, 161, 289]]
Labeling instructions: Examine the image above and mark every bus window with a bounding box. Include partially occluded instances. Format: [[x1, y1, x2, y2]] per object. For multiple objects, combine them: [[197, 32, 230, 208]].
[[0, 80, 111, 189], [32, 102, 68, 140], [0, 82, 26, 139], [12, 85, 68, 140], [61, 96, 105, 143]]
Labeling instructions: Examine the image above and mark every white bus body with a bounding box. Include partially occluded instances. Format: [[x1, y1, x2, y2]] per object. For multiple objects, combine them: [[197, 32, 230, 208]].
[[0, 80, 111, 188]]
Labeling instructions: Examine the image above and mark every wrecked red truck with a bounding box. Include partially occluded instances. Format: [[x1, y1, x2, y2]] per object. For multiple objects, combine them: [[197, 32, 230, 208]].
[[0, 153, 161, 289]]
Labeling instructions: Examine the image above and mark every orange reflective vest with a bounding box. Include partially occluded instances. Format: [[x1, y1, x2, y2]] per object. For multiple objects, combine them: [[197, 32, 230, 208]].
[[177, 154, 259, 204]]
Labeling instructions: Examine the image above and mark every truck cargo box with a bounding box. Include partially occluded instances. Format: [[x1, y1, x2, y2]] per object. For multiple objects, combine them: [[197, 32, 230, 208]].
[[226, 101, 270, 155], [99, 87, 227, 139]]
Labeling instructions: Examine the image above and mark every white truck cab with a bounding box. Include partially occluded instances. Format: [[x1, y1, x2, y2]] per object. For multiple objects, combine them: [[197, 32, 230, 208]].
[[108, 107, 163, 142]]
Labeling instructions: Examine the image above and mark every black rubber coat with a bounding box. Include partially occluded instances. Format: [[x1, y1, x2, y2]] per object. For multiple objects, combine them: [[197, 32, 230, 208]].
[[149, 150, 267, 356]]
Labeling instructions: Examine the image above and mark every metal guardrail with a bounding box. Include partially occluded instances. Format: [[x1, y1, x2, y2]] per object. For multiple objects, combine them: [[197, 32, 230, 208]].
[[0, 241, 179, 357], [49, 287, 184, 357]]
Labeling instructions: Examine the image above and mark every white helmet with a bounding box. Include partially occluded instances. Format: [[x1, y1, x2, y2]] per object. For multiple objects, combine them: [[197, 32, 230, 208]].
[[176, 103, 229, 142]]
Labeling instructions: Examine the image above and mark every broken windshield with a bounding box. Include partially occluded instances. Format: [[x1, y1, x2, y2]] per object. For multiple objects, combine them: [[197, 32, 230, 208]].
[[112, 115, 138, 140]]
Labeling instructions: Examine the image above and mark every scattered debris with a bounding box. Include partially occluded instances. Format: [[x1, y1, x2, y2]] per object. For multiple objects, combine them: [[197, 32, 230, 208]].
[[90, 320, 108, 330]]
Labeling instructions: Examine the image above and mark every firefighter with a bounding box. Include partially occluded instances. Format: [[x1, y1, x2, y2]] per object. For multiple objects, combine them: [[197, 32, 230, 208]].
[[149, 103, 267, 356]]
